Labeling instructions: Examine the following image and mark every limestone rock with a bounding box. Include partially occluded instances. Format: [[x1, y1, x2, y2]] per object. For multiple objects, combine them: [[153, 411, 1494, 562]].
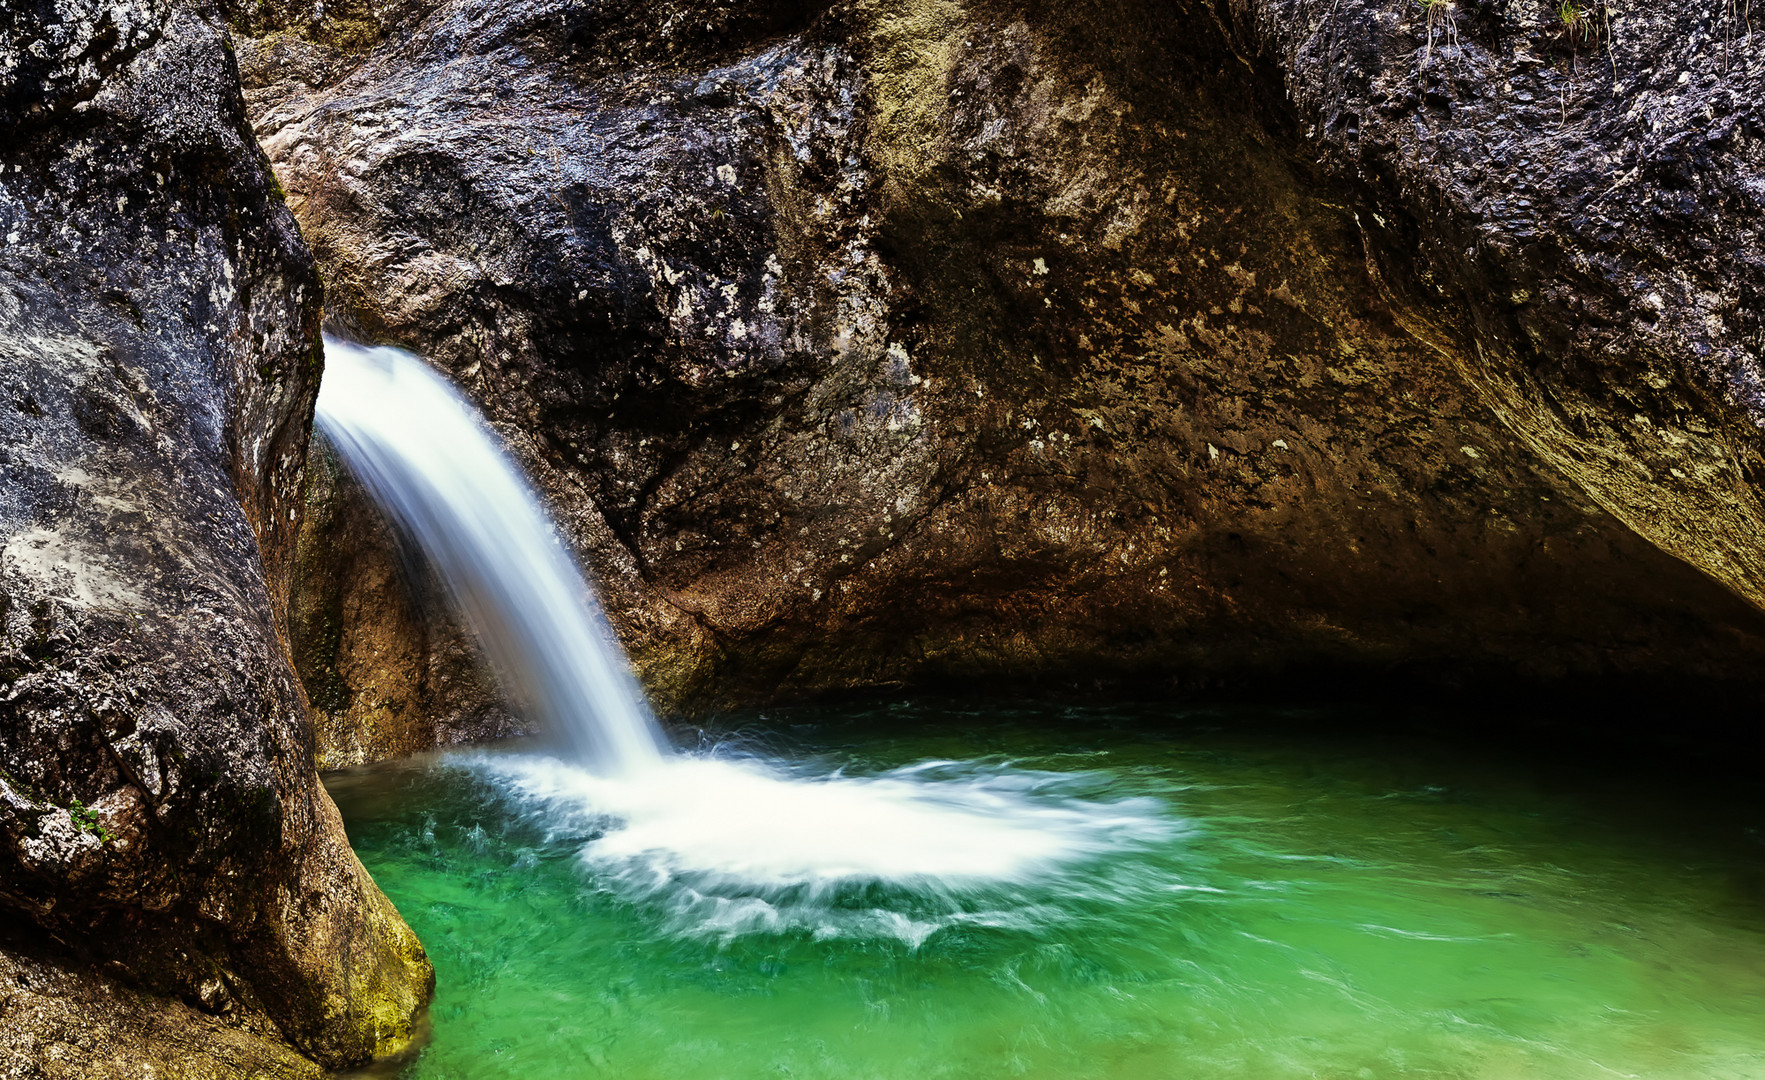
[[243, 0, 1765, 750], [0, 1, 429, 1073], [0, 938, 322, 1080], [1241, 0, 1765, 616]]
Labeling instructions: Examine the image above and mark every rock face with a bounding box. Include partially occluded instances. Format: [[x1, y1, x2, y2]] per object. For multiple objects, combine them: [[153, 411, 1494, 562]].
[[0, 2, 430, 1075], [242, 0, 1765, 752], [1248, 0, 1765, 619]]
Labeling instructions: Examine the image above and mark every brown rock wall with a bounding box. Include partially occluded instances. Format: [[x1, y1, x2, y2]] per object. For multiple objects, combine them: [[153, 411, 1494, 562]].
[[239, 0, 1765, 756]]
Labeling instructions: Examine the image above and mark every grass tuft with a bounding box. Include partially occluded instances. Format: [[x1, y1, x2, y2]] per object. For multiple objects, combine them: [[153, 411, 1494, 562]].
[[1416, 0, 1460, 67]]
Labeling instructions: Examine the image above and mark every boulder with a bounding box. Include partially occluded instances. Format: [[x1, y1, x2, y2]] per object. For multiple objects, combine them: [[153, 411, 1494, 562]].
[[0, 1, 430, 1073]]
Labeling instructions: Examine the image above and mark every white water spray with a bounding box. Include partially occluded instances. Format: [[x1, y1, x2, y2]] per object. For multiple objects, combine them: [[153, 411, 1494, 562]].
[[317, 336, 1173, 941], [316, 336, 666, 773]]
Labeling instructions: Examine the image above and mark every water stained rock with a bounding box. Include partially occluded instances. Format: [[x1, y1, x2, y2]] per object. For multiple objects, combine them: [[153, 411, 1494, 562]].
[[241, 0, 1765, 747]]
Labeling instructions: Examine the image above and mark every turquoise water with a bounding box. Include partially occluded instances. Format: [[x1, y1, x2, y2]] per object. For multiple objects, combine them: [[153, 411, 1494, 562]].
[[327, 702, 1765, 1080]]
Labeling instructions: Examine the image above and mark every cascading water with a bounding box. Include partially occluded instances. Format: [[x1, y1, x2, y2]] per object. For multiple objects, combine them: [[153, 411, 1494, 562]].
[[315, 336, 1170, 943], [316, 337, 667, 774]]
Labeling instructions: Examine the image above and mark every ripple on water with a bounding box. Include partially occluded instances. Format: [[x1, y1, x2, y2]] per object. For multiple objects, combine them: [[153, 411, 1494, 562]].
[[326, 710, 1765, 1080]]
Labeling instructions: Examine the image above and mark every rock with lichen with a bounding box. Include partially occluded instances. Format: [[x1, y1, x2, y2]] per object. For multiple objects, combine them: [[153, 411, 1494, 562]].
[[0, 0, 430, 1074], [240, 0, 1765, 755]]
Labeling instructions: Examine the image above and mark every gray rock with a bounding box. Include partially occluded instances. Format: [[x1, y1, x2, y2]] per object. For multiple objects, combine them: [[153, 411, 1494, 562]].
[[0, 0, 429, 1074], [243, 0, 1765, 751], [1245, 0, 1765, 612]]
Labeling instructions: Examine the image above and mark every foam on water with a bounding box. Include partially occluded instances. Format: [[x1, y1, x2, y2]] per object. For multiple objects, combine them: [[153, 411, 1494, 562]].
[[329, 709, 1765, 1080], [460, 750, 1180, 944]]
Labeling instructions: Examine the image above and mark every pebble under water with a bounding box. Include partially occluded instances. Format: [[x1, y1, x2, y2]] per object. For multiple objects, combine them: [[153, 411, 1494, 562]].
[[326, 701, 1765, 1080]]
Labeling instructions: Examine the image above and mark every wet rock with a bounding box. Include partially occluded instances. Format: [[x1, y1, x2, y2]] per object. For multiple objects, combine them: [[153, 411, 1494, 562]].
[[0, 1, 429, 1074], [243, 0, 1765, 748]]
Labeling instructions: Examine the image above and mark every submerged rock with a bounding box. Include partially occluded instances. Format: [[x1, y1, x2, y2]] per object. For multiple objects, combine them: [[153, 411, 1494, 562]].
[[242, 0, 1765, 750], [0, 1, 430, 1074]]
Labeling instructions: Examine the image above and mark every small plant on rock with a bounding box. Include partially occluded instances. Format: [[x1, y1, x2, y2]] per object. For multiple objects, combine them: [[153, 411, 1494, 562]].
[[1550, 0, 1610, 68], [1556, 0, 1596, 43], [67, 798, 114, 844], [1416, 0, 1461, 65]]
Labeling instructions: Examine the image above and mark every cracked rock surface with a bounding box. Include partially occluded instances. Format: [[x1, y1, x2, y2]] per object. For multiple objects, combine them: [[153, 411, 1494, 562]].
[[0, 1, 430, 1074], [241, 0, 1765, 755]]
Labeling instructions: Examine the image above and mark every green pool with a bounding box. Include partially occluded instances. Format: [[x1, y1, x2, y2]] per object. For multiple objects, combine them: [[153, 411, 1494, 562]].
[[326, 702, 1765, 1080]]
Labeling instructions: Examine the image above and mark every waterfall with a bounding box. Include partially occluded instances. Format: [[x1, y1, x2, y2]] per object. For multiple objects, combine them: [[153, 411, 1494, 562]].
[[316, 337, 1169, 939], [315, 336, 667, 775]]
